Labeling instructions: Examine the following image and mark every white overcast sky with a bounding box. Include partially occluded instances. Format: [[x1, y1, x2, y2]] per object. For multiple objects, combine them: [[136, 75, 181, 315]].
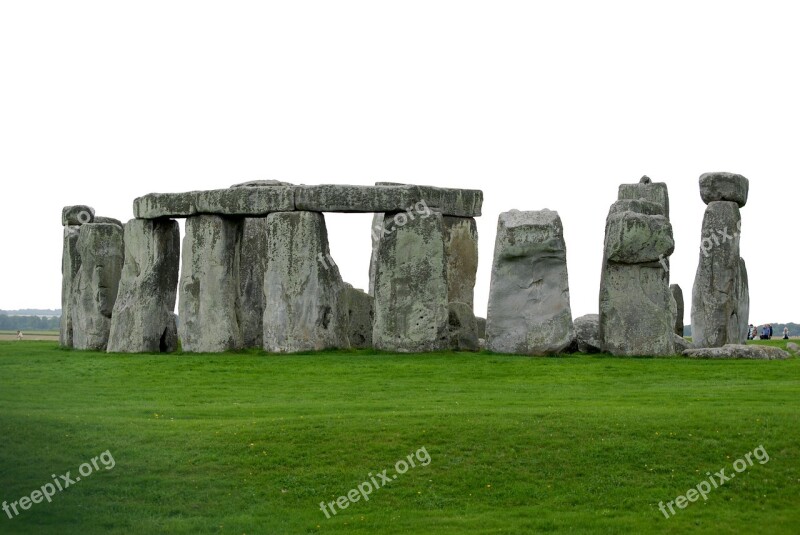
[[1, 1, 798, 325]]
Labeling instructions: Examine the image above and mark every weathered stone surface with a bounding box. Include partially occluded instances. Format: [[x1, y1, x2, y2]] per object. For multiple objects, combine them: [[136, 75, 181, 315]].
[[699, 172, 749, 207], [133, 187, 295, 218], [263, 212, 349, 352], [670, 284, 684, 337], [608, 198, 664, 217], [62, 205, 95, 225], [71, 223, 124, 350], [59, 225, 81, 347], [94, 216, 123, 228], [236, 218, 269, 348], [107, 219, 180, 353], [599, 263, 674, 356], [673, 333, 690, 352], [574, 314, 602, 353], [448, 302, 479, 351], [368, 212, 384, 296], [787, 342, 800, 353], [341, 284, 373, 349], [373, 211, 449, 352], [683, 344, 790, 360], [178, 215, 242, 352], [486, 210, 574, 355], [736, 258, 750, 343], [691, 201, 743, 348], [618, 178, 670, 218], [230, 179, 293, 188], [294, 184, 483, 217], [443, 217, 478, 308], [604, 209, 674, 264], [475, 317, 486, 339]]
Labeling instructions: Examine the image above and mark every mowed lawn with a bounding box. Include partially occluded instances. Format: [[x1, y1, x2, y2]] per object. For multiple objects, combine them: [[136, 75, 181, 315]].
[[0, 341, 798, 534]]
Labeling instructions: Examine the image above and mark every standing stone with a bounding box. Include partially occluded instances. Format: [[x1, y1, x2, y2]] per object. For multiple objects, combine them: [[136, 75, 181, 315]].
[[236, 218, 269, 348], [368, 212, 384, 296], [443, 217, 478, 308], [448, 302, 479, 351], [107, 219, 180, 353], [486, 209, 574, 355], [179, 215, 242, 352], [263, 211, 350, 352], [340, 284, 373, 349], [670, 284, 684, 337], [71, 223, 124, 350], [736, 258, 750, 343], [373, 211, 449, 352], [59, 225, 81, 347], [690, 201, 743, 347], [599, 195, 675, 356]]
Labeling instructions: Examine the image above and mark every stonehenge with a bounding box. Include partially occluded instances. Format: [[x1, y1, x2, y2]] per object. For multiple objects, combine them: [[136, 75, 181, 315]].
[[486, 209, 574, 355], [691, 173, 750, 347], [599, 177, 675, 356], [57, 173, 757, 357]]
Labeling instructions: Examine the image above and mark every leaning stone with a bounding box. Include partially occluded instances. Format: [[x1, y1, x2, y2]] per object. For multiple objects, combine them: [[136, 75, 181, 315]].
[[373, 211, 449, 352], [178, 215, 242, 352], [448, 302, 479, 352], [263, 212, 350, 352], [443, 217, 478, 307], [62, 205, 95, 225], [294, 184, 483, 217], [340, 284, 373, 349], [71, 223, 124, 350], [690, 201, 742, 347], [673, 333, 690, 353], [670, 284, 684, 337], [683, 344, 790, 360], [107, 219, 180, 353], [574, 314, 602, 353], [133, 187, 295, 219], [699, 172, 749, 207], [486, 209, 574, 355], [604, 209, 674, 264], [59, 225, 81, 347], [618, 179, 670, 218], [236, 218, 270, 348]]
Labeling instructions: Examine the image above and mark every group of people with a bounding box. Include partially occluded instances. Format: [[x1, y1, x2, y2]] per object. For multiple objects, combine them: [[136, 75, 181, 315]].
[[748, 324, 790, 340]]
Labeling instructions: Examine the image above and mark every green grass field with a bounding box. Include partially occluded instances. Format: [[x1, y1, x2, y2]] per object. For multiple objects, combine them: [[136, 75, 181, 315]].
[[1, 341, 798, 534]]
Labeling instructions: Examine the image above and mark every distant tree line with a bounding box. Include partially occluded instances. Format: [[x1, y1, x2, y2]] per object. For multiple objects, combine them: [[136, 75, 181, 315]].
[[0, 314, 60, 331]]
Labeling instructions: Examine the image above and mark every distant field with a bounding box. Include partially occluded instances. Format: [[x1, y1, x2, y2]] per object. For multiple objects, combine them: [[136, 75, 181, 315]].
[[0, 331, 58, 341], [0, 341, 798, 534]]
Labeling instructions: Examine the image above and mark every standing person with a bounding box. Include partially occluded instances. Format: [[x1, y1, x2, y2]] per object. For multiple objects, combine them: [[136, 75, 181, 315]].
[[16, 330, 23, 341], [761, 325, 769, 340], [784, 326, 789, 339], [769, 324, 773, 339], [747, 324, 754, 340]]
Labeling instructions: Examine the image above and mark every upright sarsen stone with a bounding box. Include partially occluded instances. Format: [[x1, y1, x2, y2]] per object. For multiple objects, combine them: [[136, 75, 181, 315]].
[[443, 217, 478, 308], [107, 219, 180, 353], [71, 223, 124, 350], [486, 209, 574, 355], [670, 284, 684, 337], [372, 211, 449, 352], [179, 215, 242, 352], [236, 218, 270, 348], [736, 257, 750, 343], [690, 201, 743, 347], [263, 211, 349, 352], [59, 225, 81, 347]]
